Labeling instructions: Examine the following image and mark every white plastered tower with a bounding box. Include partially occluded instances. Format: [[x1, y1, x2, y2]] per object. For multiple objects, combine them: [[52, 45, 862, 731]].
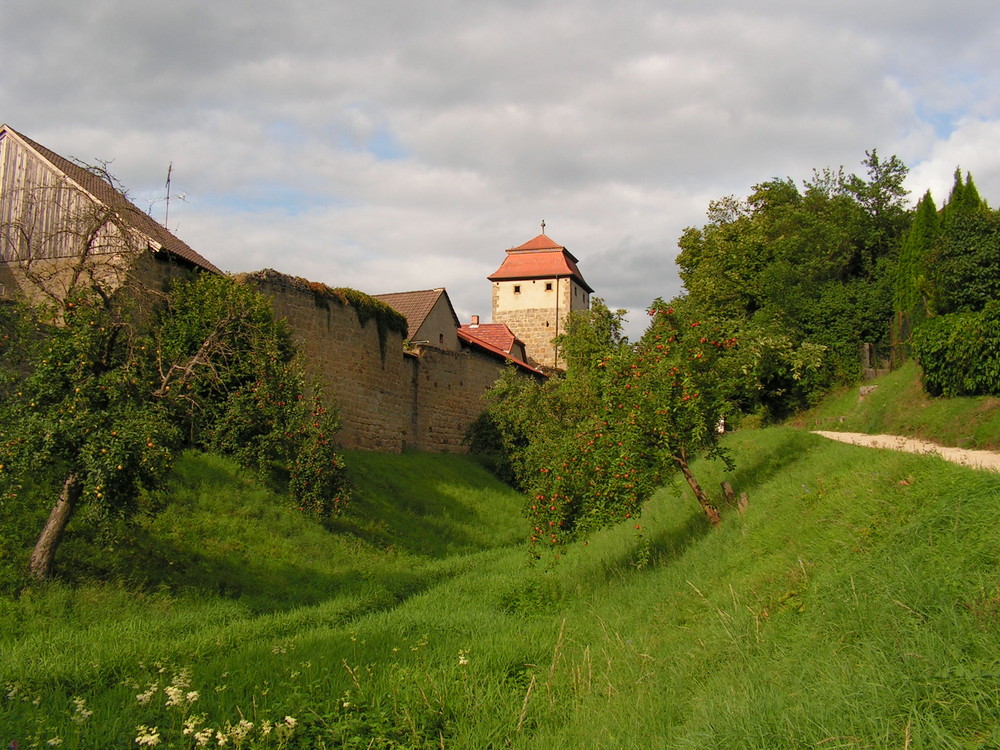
[[488, 230, 592, 369]]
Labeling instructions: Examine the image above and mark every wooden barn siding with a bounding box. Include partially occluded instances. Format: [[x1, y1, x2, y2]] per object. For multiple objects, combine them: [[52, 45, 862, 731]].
[[0, 132, 115, 263]]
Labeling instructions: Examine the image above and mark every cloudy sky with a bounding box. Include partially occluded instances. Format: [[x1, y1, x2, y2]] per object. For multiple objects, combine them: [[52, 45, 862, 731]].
[[5, 0, 1000, 338]]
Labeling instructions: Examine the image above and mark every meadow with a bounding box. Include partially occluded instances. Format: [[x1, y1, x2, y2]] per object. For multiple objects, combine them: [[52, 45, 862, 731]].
[[2, 368, 1000, 748]]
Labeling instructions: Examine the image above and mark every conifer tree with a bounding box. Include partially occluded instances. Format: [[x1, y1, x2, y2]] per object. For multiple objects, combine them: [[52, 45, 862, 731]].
[[894, 190, 939, 324]]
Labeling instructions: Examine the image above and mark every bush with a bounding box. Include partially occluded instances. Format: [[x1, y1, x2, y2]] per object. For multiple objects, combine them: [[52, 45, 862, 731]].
[[912, 301, 1000, 396]]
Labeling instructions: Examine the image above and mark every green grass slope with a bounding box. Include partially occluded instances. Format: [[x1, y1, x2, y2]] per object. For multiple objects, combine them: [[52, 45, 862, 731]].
[[3, 391, 1000, 747], [797, 360, 1000, 450]]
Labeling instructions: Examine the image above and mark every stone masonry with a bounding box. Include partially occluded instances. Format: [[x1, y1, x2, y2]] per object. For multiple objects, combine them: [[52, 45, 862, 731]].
[[242, 269, 523, 453]]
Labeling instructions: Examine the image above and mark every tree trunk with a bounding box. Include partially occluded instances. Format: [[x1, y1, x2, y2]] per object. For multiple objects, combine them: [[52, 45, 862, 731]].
[[675, 451, 721, 526], [29, 473, 81, 580]]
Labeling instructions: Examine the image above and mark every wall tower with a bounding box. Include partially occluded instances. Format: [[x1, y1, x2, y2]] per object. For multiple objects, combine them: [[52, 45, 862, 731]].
[[488, 229, 592, 369]]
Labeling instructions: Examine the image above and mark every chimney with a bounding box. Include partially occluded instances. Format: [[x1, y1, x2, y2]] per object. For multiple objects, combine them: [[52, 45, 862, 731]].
[[470, 315, 480, 327]]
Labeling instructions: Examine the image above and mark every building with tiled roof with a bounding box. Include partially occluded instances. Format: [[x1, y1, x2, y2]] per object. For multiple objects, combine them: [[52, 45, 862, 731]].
[[0, 123, 220, 303], [457, 317, 544, 375], [488, 230, 592, 369], [373, 287, 461, 351]]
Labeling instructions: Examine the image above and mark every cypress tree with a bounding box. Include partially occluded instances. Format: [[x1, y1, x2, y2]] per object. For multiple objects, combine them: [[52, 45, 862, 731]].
[[894, 190, 939, 319]]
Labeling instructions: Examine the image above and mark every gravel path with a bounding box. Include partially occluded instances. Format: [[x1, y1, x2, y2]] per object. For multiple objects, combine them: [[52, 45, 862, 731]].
[[812, 431, 1000, 473]]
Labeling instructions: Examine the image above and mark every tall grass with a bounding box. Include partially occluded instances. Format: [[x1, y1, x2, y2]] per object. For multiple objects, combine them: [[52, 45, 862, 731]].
[[4, 408, 1000, 747]]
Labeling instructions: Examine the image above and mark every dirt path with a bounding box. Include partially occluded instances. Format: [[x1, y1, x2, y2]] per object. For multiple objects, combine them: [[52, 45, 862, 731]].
[[812, 431, 1000, 473]]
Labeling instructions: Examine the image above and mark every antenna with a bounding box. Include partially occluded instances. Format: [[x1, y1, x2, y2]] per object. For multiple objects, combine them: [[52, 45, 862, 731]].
[[164, 162, 173, 226]]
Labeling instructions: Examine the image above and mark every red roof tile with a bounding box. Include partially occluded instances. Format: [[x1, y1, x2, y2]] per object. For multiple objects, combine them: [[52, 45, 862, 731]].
[[457, 326, 545, 376], [488, 233, 593, 292], [458, 322, 520, 354], [1, 124, 221, 274], [512, 233, 565, 252]]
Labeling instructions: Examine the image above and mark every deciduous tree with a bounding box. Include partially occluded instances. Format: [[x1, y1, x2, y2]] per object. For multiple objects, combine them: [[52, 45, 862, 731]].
[[0, 275, 349, 580], [485, 299, 735, 548]]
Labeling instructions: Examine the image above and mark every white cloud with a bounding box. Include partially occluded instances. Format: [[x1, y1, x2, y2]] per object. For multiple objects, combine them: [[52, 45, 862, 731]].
[[5, 0, 1000, 341], [906, 118, 1000, 207]]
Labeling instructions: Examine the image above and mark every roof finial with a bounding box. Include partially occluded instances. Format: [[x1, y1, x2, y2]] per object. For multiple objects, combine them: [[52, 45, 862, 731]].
[[541, 219, 546, 235]]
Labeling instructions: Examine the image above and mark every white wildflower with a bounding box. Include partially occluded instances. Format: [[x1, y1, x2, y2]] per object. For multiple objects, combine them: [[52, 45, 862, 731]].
[[71, 696, 94, 724], [229, 719, 253, 742], [186, 690, 200, 703], [46, 738, 63, 746], [284, 716, 297, 728], [194, 727, 214, 747], [170, 669, 192, 690], [164, 685, 184, 707], [458, 650, 469, 666], [183, 714, 206, 736], [136, 684, 158, 705], [134, 725, 161, 747]]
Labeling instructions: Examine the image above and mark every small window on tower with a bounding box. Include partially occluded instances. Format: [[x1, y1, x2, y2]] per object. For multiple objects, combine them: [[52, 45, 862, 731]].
[[513, 285, 521, 294], [545, 282, 553, 291]]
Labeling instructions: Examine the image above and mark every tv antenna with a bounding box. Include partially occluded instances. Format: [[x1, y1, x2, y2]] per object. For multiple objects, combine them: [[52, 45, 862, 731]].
[[164, 162, 173, 226]]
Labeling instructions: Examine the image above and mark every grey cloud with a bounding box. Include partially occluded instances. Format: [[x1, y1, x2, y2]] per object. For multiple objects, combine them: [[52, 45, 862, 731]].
[[5, 0, 1000, 336]]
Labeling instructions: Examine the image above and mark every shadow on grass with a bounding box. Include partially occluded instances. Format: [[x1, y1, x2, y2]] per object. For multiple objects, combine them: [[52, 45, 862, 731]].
[[113, 533, 444, 614], [590, 430, 819, 580], [54, 451, 471, 614], [331, 451, 522, 557], [719, 429, 817, 500], [646, 510, 715, 566]]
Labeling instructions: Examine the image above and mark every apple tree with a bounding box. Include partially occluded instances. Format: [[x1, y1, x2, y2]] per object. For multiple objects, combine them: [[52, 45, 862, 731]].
[[485, 298, 735, 549], [0, 274, 349, 581]]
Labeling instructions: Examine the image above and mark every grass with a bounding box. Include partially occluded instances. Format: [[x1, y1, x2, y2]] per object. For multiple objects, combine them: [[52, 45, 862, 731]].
[[796, 360, 1000, 450], [3, 366, 1000, 748]]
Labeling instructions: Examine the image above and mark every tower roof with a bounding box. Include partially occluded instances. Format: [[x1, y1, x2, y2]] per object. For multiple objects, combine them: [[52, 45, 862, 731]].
[[487, 233, 593, 293]]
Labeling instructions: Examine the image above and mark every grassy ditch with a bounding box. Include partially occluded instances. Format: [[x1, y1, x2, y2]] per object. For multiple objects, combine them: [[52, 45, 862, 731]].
[[3, 421, 1000, 747]]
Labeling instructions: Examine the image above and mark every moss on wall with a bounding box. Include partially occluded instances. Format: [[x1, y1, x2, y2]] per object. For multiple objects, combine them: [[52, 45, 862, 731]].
[[238, 269, 408, 360]]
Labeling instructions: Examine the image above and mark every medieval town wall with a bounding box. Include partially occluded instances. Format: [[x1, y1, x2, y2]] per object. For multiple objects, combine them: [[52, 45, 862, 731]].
[[404, 346, 509, 453], [241, 269, 515, 454]]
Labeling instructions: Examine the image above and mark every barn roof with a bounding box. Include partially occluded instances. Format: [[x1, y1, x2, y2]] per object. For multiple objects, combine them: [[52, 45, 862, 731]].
[[457, 324, 545, 376], [458, 321, 521, 355], [0, 124, 221, 274]]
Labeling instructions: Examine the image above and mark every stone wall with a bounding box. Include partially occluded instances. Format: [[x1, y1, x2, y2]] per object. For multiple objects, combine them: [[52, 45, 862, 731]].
[[241, 270, 409, 452], [404, 346, 510, 452], [242, 269, 522, 453]]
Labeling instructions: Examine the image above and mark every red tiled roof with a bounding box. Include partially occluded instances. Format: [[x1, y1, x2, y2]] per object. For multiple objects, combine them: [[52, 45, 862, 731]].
[[488, 234, 593, 293], [372, 288, 459, 341], [512, 233, 566, 252], [1, 125, 221, 274], [458, 322, 520, 354], [457, 326, 545, 376]]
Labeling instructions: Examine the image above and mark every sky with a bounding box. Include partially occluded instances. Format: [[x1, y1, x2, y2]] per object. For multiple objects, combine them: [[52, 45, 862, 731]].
[[4, 0, 1000, 339]]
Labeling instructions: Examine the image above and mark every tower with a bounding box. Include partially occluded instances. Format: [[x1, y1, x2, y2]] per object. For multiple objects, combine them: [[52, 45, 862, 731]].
[[488, 230, 592, 369]]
